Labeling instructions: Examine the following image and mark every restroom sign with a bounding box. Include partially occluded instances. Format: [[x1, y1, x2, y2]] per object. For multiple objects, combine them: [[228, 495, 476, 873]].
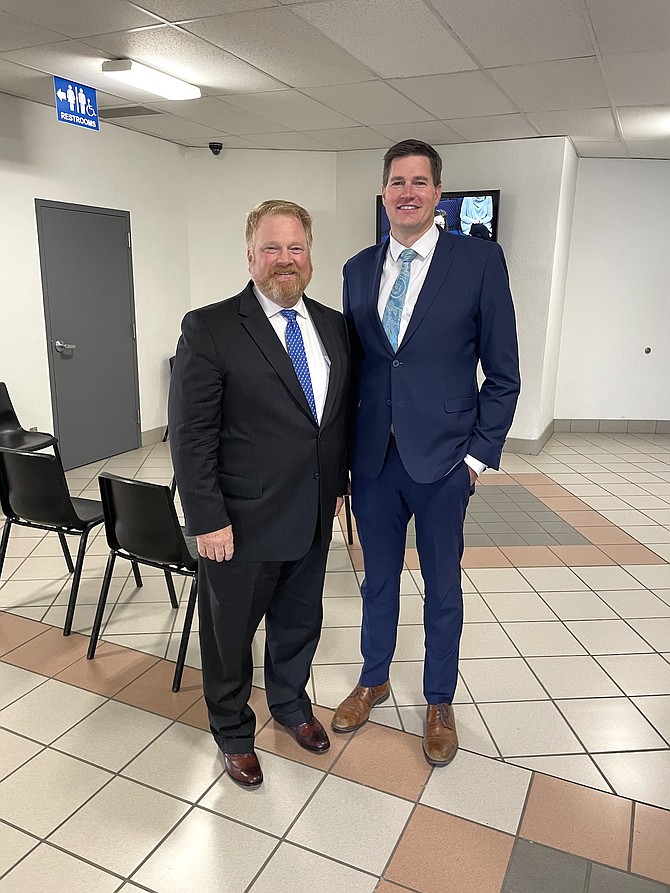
[[53, 77, 99, 131]]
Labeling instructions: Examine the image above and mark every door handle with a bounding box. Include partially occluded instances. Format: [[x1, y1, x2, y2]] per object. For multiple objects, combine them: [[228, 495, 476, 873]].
[[55, 340, 77, 352]]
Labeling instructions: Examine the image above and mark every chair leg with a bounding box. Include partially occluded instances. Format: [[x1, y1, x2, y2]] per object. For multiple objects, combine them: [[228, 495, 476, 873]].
[[131, 561, 143, 588], [87, 552, 116, 660], [173, 575, 197, 692], [63, 527, 92, 636], [164, 570, 178, 609], [58, 533, 75, 573], [0, 518, 13, 581], [162, 424, 169, 442], [344, 493, 354, 546], [169, 475, 177, 497]]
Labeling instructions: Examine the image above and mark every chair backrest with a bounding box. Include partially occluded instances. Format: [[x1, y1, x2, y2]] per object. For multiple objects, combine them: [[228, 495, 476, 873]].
[[0, 382, 21, 438], [98, 473, 196, 571], [0, 447, 82, 528]]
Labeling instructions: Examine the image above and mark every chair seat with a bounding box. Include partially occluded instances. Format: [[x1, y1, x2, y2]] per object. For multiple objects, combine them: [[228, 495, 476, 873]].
[[0, 430, 57, 451], [71, 497, 104, 524]]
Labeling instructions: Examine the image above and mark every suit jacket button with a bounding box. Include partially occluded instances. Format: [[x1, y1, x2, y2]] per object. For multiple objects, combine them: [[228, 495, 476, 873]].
[[386, 399, 392, 406], [313, 472, 320, 479], [392, 360, 400, 367]]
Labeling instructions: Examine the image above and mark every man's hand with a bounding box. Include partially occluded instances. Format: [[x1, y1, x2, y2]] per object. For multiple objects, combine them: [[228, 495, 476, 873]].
[[468, 466, 478, 486], [335, 496, 344, 516], [196, 526, 234, 562]]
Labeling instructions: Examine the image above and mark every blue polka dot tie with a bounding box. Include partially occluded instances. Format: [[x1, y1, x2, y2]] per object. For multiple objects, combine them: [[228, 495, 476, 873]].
[[382, 248, 419, 351], [280, 309, 318, 422]]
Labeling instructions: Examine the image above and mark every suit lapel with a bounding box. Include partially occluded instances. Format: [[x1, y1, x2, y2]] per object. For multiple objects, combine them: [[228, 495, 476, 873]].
[[305, 296, 342, 429], [367, 241, 393, 354], [238, 284, 317, 425], [398, 231, 455, 351]]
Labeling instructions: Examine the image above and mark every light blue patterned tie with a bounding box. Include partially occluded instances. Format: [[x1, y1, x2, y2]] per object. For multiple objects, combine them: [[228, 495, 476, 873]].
[[382, 248, 419, 351], [280, 309, 318, 422]]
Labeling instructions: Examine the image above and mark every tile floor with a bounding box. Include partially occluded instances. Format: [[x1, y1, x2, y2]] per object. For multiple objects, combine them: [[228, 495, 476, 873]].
[[1, 430, 670, 891]]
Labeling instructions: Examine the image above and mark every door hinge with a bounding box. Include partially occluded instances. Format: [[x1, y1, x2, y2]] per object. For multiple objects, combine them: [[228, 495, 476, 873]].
[[127, 232, 131, 249], [137, 408, 141, 424]]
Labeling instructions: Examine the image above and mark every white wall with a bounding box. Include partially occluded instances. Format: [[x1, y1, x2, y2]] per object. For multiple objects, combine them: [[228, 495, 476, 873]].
[[556, 158, 670, 421], [0, 92, 191, 434]]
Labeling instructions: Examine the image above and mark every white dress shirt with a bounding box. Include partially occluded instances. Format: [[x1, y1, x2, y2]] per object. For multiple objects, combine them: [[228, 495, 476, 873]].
[[253, 286, 330, 424], [377, 226, 486, 477]]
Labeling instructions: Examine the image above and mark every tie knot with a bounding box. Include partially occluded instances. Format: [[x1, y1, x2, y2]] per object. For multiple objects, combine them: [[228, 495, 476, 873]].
[[399, 248, 418, 264], [280, 309, 298, 322]]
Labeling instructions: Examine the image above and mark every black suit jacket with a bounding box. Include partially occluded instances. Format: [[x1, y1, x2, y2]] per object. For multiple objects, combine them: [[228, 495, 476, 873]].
[[168, 283, 349, 562]]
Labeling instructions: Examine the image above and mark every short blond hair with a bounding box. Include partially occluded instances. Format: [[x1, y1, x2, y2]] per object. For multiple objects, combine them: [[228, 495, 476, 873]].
[[245, 200, 313, 250]]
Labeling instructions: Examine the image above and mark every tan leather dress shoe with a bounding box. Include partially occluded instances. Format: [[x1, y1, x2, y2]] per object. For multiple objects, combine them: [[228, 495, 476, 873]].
[[331, 681, 391, 732], [423, 703, 458, 766]]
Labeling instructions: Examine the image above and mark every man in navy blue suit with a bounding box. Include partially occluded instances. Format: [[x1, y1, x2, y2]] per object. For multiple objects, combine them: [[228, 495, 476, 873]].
[[332, 140, 520, 766]]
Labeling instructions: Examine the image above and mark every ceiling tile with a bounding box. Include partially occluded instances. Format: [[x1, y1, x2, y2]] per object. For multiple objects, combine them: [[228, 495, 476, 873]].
[[145, 96, 291, 133], [0, 11, 64, 52], [222, 90, 358, 130], [625, 136, 670, 158], [572, 139, 628, 157], [84, 25, 284, 95], [527, 108, 618, 141], [302, 81, 432, 126], [181, 6, 374, 87], [430, 0, 593, 67], [388, 71, 517, 119], [135, 0, 279, 21], [586, 0, 670, 55], [245, 130, 334, 150], [446, 114, 538, 141], [0, 0, 160, 39], [292, 0, 476, 78], [372, 120, 468, 145], [0, 57, 57, 103], [602, 51, 670, 106], [307, 126, 392, 150], [617, 106, 670, 141], [111, 111, 225, 139], [490, 57, 609, 112], [181, 135, 263, 149]]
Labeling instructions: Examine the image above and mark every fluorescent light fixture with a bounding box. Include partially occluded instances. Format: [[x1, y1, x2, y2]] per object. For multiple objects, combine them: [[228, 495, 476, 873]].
[[101, 59, 201, 100]]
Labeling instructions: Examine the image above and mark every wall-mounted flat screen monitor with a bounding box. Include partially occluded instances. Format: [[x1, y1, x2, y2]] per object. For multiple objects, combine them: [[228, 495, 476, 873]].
[[376, 190, 500, 243]]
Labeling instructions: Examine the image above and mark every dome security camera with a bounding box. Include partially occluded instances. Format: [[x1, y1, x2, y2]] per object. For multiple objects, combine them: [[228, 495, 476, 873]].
[[208, 141, 223, 156]]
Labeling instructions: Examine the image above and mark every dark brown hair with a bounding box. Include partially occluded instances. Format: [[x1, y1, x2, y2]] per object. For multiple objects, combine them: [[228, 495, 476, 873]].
[[382, 139, 442, 186]]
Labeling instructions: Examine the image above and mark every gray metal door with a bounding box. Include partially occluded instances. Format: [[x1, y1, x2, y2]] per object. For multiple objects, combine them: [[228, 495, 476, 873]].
[[35, 200, 141, 470]]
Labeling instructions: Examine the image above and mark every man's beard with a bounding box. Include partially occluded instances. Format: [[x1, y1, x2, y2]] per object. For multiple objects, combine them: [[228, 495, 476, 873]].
[[256, 264, 312, 307]]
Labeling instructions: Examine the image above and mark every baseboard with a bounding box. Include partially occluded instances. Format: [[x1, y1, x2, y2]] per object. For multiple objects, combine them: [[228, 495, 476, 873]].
[[141, 426, 166, 446], [554, 419, 670, 434], [505, 421, 554, 456]]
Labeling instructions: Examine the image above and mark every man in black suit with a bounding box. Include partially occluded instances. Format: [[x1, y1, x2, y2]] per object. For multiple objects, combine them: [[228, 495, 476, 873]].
[[169, 200, 349, 787]]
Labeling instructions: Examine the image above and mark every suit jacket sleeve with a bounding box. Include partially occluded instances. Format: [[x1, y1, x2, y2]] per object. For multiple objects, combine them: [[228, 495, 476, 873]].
[[168, 309, 231, 536]]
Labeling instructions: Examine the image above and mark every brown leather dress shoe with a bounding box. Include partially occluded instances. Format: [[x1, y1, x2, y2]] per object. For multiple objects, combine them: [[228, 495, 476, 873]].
[[331, 680, 391, 732], [224, 752, 263, 787], [423, 703, 458, 766], [286, 716, 330, 753]]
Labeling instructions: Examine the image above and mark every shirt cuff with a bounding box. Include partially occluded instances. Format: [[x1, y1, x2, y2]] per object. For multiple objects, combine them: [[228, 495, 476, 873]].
[[464, 455, 487, 477]]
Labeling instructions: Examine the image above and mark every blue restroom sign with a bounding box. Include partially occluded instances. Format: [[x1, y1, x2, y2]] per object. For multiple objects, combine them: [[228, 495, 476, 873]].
[[53, 77, 99, 131]]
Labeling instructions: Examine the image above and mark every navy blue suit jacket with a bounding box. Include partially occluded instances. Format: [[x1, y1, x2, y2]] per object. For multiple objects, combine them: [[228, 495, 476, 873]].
[[343, 229, 520, 483]]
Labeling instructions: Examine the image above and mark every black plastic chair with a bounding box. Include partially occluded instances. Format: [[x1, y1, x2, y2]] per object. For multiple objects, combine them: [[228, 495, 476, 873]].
[[87, 473, 198, 692], [0, 381, 60, 456], [0, 447, 104, 635]]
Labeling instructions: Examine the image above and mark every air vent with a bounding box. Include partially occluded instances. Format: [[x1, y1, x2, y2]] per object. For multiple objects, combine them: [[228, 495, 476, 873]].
[[99, 106, 162, 119]]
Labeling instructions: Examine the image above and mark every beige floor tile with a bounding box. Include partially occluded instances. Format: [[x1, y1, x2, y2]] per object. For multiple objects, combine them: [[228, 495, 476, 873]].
[[394, 624, 425, 660], [0, 728, 43, 781], [596, 589, 670, 618], [288, 774, 413, 875], [594, 750, 670, 808], [482, 591, 557, 621], [0, 843, 121, 893], [322, 570, 361, 597], [463, 592, 496, 622], [466, 567, 532, 592], [480, 700, 584, 756], [249, 841, 378, 893], [518, 566, 589, 591], [201, 750, 323, 836], [509, 754, 612, 792], [596, 653, 670, 696], [0, 821, 37, 877], [628, 618, 670, 651], [54, 699, 171, 771], [0, 662, 47, 709], [104, 599, 180, 635], [460, 657, 548, 702], [311, 662, 362, 709], [321, 595, 362, 627], [527, 656, 623, 698], [133, 805, 277, 893], [313, 625, 363, 664], [0, 677, 105, 743], [0, 748, 111, 836], [565, 619, 654, 654], [0, 579, 66, 609], [9, 556, 75, 582], [572, 565, 645, 590], [105, 631, 171, 661], [460, 622, 519, 658], [421, 748, 530, 833], [558, 698, 667, 752], [631, 696, 670, 742], [540, 590, 618, 620], [502, 621, 586, 657], [0, 558, 24, 581]]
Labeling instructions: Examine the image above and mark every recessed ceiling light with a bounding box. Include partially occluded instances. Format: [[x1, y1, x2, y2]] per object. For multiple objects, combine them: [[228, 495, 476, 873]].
[[101, 60, 201, 101]]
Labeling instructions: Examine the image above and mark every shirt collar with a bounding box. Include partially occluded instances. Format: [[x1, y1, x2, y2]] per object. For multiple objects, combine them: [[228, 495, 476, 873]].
[[389, 224, 439, 262], [253, 284, 308, 319]]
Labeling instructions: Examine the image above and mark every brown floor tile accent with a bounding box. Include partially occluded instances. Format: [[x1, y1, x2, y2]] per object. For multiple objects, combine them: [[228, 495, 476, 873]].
[[520, 773, 632, 870], [404, 548, 420, 570], [555, 510, 611, 526], [178, 696, 209, 732], [577, 526, 639, 545], [525, 485, 572, 498], [385, 805, 513, 893], [256, 704, 345, 770], [332, 721, 431, 801], [631, 803, 670, 885], [599, 544, 667, 565], [3, 627, 89, 676], [542, 496, 592, 512], [374, 883, 414, 893], [548, 545, 616, 566], [509, 473, 552, 484], [55, 641, 160, 696], [0, 612, 48, 655], [499, 546, 565, 567], [113, 659, 202, 718], [461, 547, 512, 568], [479, 472, 516, 485]]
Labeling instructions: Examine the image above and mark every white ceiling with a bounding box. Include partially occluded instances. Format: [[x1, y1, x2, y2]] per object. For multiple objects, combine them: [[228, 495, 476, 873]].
[[1, 0, 669, 158]]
